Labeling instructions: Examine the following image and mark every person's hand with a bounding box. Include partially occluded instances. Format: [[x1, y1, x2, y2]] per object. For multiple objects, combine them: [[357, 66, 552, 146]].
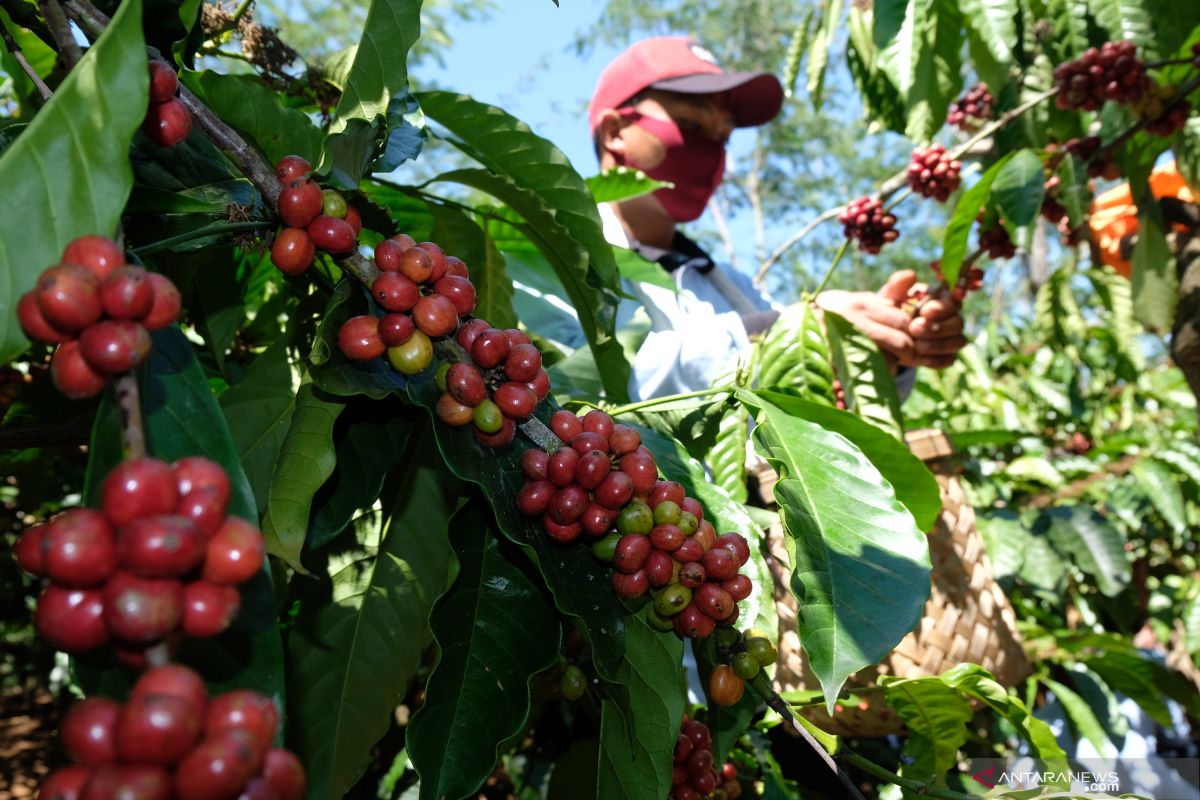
[[813, 274, 918, 372], [905, 282, 967, 369]]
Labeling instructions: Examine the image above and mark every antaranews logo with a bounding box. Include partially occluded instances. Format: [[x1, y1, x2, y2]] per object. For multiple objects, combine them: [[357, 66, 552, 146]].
[[971, 767, 999, 789]]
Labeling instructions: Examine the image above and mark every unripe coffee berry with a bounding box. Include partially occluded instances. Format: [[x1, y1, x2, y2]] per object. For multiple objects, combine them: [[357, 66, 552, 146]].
[[436, 394, 474, 427], [321, 189, 348, 219], [387, 330, 433, 374]]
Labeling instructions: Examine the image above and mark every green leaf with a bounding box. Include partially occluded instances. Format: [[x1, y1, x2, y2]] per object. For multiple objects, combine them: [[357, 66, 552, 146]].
[[707, 402, 749, 505], [1131, 458, 1187, 533], [427, 201, 518, 330], [288, 430, 458, 800], [192, 246, 246, 371], [959, 0, 1017, 68], [737, 390, 930, 710], [1035, 506, 1130, 597], [823, 311, 904, 440], [1086, 0, 1158, 58], [408, 504, 559, 800], [328, 0, 420, 134], [0, 0, 146, 364], [806, 0, 843, 107], [596, 609, 685, 800], [218, 337, 295, 517], [880, 674, 973, 777], [1087, 264, 1144, 375], [757, 304, 837, 404], [613, 248, 678, 292], [874, 0, 926, 98], [992, 149, 1047, 227], [585, 167, 672, 203], [782, 9, 815, 97], [906, 0, 963, 142], [1075, 648, 1177, 727], [322, 118, 381, 191], [374, 89, 426, 174], [756, 391, 941, 532], [1130, 192, 1177, 331], [1042, 677, 1115, 756], [941, 153, 1015, 287], [847, 8, 908, 134], [260, 381, 346, 569], [183, 71, 323, 167], [973, 509, 1028, 583], [1004, 455, 1063, 488]]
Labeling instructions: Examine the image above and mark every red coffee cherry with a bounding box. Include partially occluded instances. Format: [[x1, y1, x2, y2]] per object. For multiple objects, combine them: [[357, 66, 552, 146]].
[[206, 690, 278, 751], [701, 547, 739, 581], [238, 777, 276, 800], [262, 749, 307, 800], [43, 509, 117, 587], [175, 489, 226, 539], [691, 770, 718, 794], [173, 457, 230, 508], [546, 447, 580, 487], [117, 515, 206, 577], [275, 155, 311, 185], [37, 264, 101, 333], [345, 205, 361, 236], [650, 524, 684, 552], [148, 60, 178, 103], [548, 484, 589, 525], [570, 431, 609, 456], [99, 267, 154, 320], [474, 415, 516, 448], [143, 98, 192, 147], [444, 256, 469, 278], [673, 603, 715, 639], [493, 381, 537, 419], [79, 320, 152, 374], [412, 294, 459, 337], [101, 458, 179, 527], [722, 574, 753, 602], [549, 410, 582, 443], [838, 195, 899, 255], [575, 449, 612, 490], [17, 292, 72, 343], [142, 273, 181, 330], [396, 247, 434, 283], [102, 571, 184, 643], [593, 471, 634, 510], [516, 480, 554, 516], [694, 583, 735, 621], [678, 561, 706, 589], [80, 765, 172, 800], [503, 329, 531, 347], [39, 766, 93, 800], [611, 569, 649, 599], [526, 369, 551, 403], [541, 512, 581, 543], [337, 316, 385, 362], [278, 181, 324, 228], [672, 538, 704, 564], [714, 532, 750, 565], [15, 523, 47, 576], [613, 534, 651, 574], [649, 481, 686, 508], [374, 239, 407, 272], [680, 496, 704, 521], [61, 697, 120, 766], [435, 393, 474, 426], [371, 272, 419, 313], [51, 342, 106, 399], [446, 363, 486, 406], [470, 328, 510, 369], [455, 318, 490, 351], [378, 313, 415, 346], [521, 450, 549, 480], [270, 228, 315, 276], [644, 549, 674, 586], [202, 517, 265, 584], [131, 665, 208, 716], [63, 235, 125, 281], [580, 503, 616, 537], [432, 275, 476, 316], [306, 216, 356, 253], [415, 243, 447, 281], [582, 409, 614, 438], [115, 693, 202, 765], [503, 343, 542, 382], [174, 731, 264, 800], [35, 586, 108, 651]]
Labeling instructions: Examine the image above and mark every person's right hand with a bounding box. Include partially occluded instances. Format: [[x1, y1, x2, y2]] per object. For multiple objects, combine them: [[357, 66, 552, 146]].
[[813, 272, 919, 371]]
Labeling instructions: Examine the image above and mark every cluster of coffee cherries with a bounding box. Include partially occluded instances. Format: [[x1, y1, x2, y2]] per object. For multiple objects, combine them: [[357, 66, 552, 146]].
[[1137, 83, 1191, 138], [144, 60, 191, 148], [978, 220, 1015, 260], [16, 235, 181, 399], [1063, 136, 1120, 180], [1053, 40, 1149, 111], [15, 457, 264, 663], [517, 410, 753, 639], [906, 144, 962, 202], [839, 196, 899, 254], [670, 718, 739, 800], [434, 319, 549, 448], [39, 664, 305, 800], [706, 628, 778, 708], [946, 82, 993, 132], [269, 155, 362, 276], [1040, 175, 1067, 224]]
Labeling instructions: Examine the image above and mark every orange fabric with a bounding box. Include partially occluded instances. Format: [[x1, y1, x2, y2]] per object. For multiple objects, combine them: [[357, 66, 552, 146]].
[[1089, 160, 1195, 278]]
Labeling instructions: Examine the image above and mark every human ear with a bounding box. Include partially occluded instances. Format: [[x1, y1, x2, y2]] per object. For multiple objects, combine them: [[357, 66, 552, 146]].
[[597, 110, 627, 157]]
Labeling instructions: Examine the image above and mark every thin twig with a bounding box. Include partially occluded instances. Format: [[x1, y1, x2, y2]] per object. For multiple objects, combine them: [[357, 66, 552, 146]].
[[115, 372, 146, 459], [131, 221, 271, 255], [176, 84, 282, 208], [0, 18, 53, 99], [38, 0, 82, 67]]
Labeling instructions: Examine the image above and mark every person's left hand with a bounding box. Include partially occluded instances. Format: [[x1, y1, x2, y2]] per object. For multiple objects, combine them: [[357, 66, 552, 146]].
[[876, 272, 967, 369]]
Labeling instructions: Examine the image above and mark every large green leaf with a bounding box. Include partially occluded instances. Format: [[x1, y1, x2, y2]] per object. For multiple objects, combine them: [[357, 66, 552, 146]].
[[1131, 458, 1187, 533], [0, 0, 146, 363], [992, 149, 1047, 228], [585, 167, 671, 204], [260, 381, 346, 569], [941, 153, 1015, 287], [707, 402, 750, 505], [596, 609, 685, 800], [880, 674, 973, 777], [823, 311, 904, 440], [959, 0, 1017, 68], [408, 504, 559, 800], [973, 509, 1028, 583], [755, 391, 941, 532], [847, 7, 908, 134], [427, 201, 518, 330], [328, 0, 420, 134], [1086, 0, 1158, 58], [737, 390, 930, 710], [1130, 192, 1177, 332], [806, 0, 843, 108], [1043, 677, 1115, 756], [906, 0, 963, 142], [874, 0, 926, 99], [757, 303, 837, 404], [288, 431, 458, 800], [1035, 506, 1130, 597]]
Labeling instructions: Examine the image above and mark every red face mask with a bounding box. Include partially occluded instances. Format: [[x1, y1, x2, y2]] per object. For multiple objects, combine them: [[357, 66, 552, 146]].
[[615, 109, 726, 222]]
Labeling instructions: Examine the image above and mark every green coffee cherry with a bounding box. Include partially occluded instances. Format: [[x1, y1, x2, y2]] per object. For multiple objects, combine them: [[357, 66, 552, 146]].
[[653, 584, 692, 618], [745, 636, 777, 667], [473, 399, 503, 433], [646, 606, 676, 632], [560, 665, 587, 700], [676, 511, 698, 535], [617, 501, 654, 536], [434, 361, 451, 392], [322, 189, 348, 219], [592, 533, 621, 562], [732, 651, 760, 680], [653, 500, 681, 526], [714, 627, 741, 650]]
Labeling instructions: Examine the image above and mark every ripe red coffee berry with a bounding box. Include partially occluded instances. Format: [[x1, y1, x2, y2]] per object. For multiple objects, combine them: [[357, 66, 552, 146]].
[[43, 509, 117, 587], [470, 328, 510, 369], [701, 547, 739, 581], [412, 294, 459, 337], [673, 603, 715, 639], [680, 497, 704, 522], [618, 451, 658, 494], [15, 524, 47, 576], [501, 329, 531, 348], [432, 275, 476, 316], [306, 216, 356, 253], [35, 586, 107, 651], [271, 228, 315, 276], [174, 731, 264, 800], [682, 719, 711, 750], [263, 749, 307, 800], [671, 785, 698, 800], [455, 318, 490, 351], [714, 533, 750, 566], [574, 449, 611, 490], [580, 503, 616, 537], [347, 207, 363, 238], [143, 98, 192, 147], [546, 447, 580, 487], [207, 690, 278, 751], [444, 256, 469, 278], [396, 247, 434, 283], [371, 272, 420, 313], [521, 449, 549, 480], [644, 549, 675, 586], [101, 458, 178, 527], [650, 481, 686, 508], [550, 409, 583, 443], [571, 431, 609, 456], [548, 484, 589, 525], [238, 777, 276, 800], [517, 480, 554, 516], [102, 571, 184, 643], [182, 580, 241, 637], [142, 273, 181, 330], [173, 456, 230, 507], [674, 733, 693, 763], [116, 694, 202, 765], [494, 381, 537, 419], [99, 267, 154, 319], [692, 771, 718, 794], [79, 320, 152, 374], [613, 534, 651, 574], [375, 239, 408, 272], [541, 513, 580, 543], [722, 574, 753, 602], [447, 363, 486, 407], [338, 315, 385, 362], [415, 243, 447, 280], [118, 515, 206, 577], [650, 523, 684, 552], [435, 393, 474, 426], [608, 425, 641, 456], [63, 235, 125, 281], [582, 409, 614, 438], [694, 583, 735, 621], [37, 264, 101, 332], [275, 155, 311, 185], [81, 765, 172, 800], [594, 471, 634, 510], [202, 517, 265, 584], [277, 181, 323, 228], [131, 665, 208, 716], [678, 560, 706, 589], [378, 313, 415, 347], [503, 343, 542, 382], [62, 697, 120, 766], [527, 369, 551, 403], [612, 569, 649, 599], [52, 341, 106, 399], [148, 60, 178, 103], [39, 766, 93, 800], [17, 292, 72, 343], [672, 538, 704, 564], [176, 489, 226, 539]]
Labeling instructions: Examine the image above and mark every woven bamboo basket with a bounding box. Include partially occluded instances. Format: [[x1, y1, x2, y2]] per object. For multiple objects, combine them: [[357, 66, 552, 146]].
[[755, 428, 1030, 737]]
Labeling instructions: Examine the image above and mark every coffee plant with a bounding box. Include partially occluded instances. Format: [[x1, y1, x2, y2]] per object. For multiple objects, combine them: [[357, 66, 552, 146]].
[[1, 0, 1198, 798]]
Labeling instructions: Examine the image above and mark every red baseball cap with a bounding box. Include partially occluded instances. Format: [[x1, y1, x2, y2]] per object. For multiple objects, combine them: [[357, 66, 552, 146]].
[[588, 37, 784, 135]]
